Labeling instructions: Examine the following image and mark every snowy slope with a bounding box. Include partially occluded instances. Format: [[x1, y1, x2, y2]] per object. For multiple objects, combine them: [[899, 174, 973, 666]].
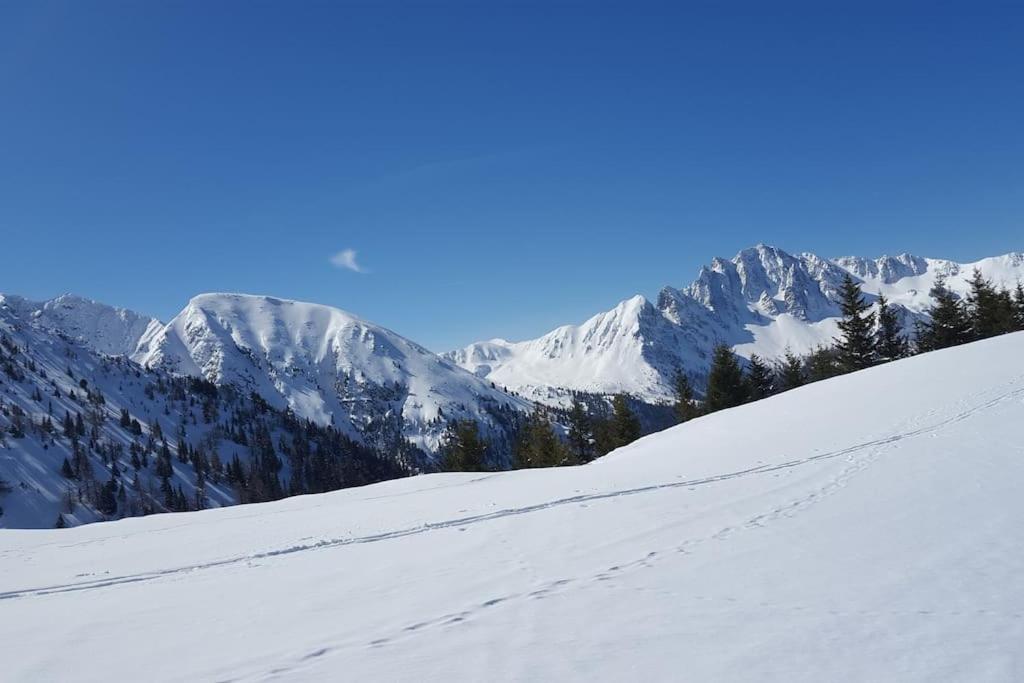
[[447, 245, 1024, 404], [134, 293, 530, 454], [3, 333, 1023, 681], [0, 293, 163, 357], [0, 299, 240, 527]]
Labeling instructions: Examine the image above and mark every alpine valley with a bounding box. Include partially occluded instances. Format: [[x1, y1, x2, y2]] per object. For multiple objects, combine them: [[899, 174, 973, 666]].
[[1, 244, 1021, 528]]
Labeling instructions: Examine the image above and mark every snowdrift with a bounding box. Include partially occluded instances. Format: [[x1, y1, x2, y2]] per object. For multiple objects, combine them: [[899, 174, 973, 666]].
[[3, 333, 1024, 681]]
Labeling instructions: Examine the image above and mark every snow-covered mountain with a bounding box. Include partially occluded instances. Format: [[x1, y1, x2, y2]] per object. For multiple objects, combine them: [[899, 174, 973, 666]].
[[0, 293, 163, 357], [0, 292, 533, 529], [132, 293, 529, 455], [5, 332, 1023, 681], [446, 245, 1024, 405]]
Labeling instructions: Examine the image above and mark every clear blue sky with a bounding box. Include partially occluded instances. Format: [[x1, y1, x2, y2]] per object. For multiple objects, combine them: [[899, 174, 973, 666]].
[[2, 1, 1022, 350]]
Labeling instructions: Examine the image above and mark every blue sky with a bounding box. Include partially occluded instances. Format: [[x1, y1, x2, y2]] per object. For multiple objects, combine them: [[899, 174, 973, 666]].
[[1, 1, 1022, 350]]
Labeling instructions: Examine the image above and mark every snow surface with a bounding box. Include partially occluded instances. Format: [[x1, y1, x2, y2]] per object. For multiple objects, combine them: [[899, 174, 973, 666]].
[[446, 246, 1024, 405], [4, 333, 1023, 681], [0, 298, 248, 527], [0, 293, 163, 357]]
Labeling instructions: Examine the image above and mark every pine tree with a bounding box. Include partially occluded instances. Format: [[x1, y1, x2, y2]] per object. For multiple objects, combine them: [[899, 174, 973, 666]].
[[777, 348, 804, 391], [965, 268, 1012, 339], [98, 477, 118, 516], [874, 294, 909, 362], [673, 372, 700, 423], [610, 394, 641, 448], [1014, 282, 1024, 330], [566, 398, 593, 463], [514, 407, 570, 468], [55, 514, 66, 529], [440, 420, 489, 472], [835, 274, 876, 372], [804, 345, 840, 382], [744, 354, 774, 400], [704, 345, 747, 412], [916, 276, 971, 351], [60, 457, 75, 479]]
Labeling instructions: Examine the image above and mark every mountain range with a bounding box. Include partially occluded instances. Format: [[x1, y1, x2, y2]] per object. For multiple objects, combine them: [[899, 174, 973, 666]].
[[446, 245, 1024, 404], [2, 244, 1021, 528]]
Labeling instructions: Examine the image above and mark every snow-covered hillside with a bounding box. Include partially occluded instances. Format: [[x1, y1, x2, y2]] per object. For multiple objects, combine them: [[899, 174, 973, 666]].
[[4, 333, 1023, 681], [447, 245, 1024, 404], [134, 293, 530, 454], [0, 293, 163, 357], [0, 297, 414, 529]]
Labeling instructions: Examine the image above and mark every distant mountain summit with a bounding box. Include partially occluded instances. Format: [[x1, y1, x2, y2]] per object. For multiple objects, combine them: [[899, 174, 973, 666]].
[[132, 293, 529, 454], [445, 245, 1024, 405], [0, 293, 162, 357]]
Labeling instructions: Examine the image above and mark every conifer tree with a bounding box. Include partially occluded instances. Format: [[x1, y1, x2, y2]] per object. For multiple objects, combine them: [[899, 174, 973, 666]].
[[835, 274, 876, 372], [440, 420, 489, 472], [744, 354, 774, 400], [566, 398, 593, 463], [916, 276, 971, 351], [610, 394, 641, 449], [875, 294, 909, 362], [777, 348, 804, 391], [804, 345, 840, 382], [55, 514, 66, 529], [705, 345, 747, 412], [673, 372, 700, 423], [1014, 282, 1024, 330], [98, 477, 118, 516], [965, 269, 1012, 339], [514, 407, 570, 468], [60, 457, 75, 480]]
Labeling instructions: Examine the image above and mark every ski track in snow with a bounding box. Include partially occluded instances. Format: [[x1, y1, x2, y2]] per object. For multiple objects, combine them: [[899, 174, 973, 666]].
[[5, 376, 1021, 615], [242, 376, 1024, 681]]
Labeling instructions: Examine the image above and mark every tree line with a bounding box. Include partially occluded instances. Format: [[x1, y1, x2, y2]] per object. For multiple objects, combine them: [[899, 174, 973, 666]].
[[689, 269, 1024, 419], [437, 269, 1024, 474]]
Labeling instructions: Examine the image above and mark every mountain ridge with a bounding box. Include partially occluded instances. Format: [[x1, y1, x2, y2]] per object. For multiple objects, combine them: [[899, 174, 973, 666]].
[[446, 245, 1024, 405]]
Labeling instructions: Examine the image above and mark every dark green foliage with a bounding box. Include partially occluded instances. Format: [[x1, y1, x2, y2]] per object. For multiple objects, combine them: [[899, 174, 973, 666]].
[[835, 274, 876, 372], [744, 354, 775, 400], [704, 345, 748, 412], [98, 478, 118, 516], [440, 420, 489, 472], [1014, 282, 1024, 330], [588, 394, 642, 457], [55, 514, 66, 529], [673, 372, 700, 423], [566, 398, 594, 463], [916, 276, 972, 351], [804, 345, 840, 382], [777, 348, 804, 391], [610, 394, 641, 447], [875, 294, 909, 362], [965, 269, 1016, 339], [514, 407, 571, 468]]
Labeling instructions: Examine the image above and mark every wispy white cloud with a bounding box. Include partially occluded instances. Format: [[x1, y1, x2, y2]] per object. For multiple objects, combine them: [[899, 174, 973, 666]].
[[329, 248, 366, 273]]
